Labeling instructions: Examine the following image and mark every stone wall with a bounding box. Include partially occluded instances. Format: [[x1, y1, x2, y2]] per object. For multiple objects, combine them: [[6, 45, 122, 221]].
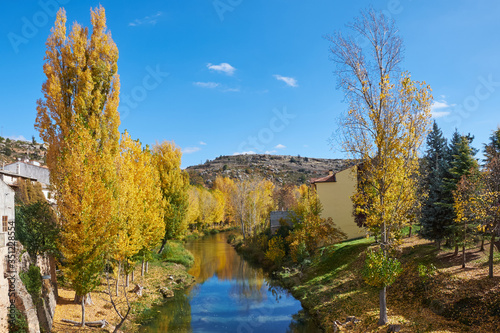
[[1, 241, 57, 333]]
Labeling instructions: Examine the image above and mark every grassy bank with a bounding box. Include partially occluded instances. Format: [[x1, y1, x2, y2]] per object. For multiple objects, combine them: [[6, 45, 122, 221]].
[[232, 234, 500, 332], [51, 241, 195, 332]]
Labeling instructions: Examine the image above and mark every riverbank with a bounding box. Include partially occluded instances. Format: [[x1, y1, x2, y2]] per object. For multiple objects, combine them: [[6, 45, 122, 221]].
[[51, 241, 195, 332], [232, 235, 500, 332]]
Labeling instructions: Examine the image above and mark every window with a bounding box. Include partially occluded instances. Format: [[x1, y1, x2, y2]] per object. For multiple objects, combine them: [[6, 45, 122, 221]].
[[2, 216, 7, 232]]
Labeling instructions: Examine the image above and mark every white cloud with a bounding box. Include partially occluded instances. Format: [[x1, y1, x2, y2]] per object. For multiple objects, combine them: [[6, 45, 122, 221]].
[[8, 135, 27, 141], [129, 12, 163, 27], [274, 75, 298, 87], [207, 63, 236, 75], [222, 87, 240, 92], [431, 99, 455, 118], [264, 150, 277, 154], [431, 111, 451, 118], [193, 81, 219, 89], [183, 147, 201, 154], [275, 144, 286, 149], [199, 141, 207, 146], [233, 151, 256, 155]]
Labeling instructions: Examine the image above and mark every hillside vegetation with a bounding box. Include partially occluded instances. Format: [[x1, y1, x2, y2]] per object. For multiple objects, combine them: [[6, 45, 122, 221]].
[[0, 136, 46, 165], [186, 154, 356, 187]]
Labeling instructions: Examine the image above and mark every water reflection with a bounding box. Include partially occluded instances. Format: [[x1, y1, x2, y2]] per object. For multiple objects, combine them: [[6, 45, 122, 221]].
[[140, 233, 319, 333]]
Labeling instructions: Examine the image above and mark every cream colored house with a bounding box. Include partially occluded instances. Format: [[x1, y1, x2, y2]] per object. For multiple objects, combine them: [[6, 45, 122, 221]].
[[311, 165, 365, 240]]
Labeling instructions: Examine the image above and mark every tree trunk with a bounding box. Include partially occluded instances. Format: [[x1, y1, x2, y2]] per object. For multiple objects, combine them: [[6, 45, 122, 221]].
[[126, 274, 129, 288], [116, 263, 121, 297], [131, 269, 135, 282], [378, 286, 387, 326], [74, 293, 93, 305], [141, 258, 145, 276], [480, 234, 485, 252], [145, 261, 149, 273], [158, 238, 167, 254], [489, 233, 496, 278], [454, 236, 459, 256], [436, 239, 441, 251], [462, 223, 466, 269], [81, 297, 85, 327], [408, 224, 412, 238]]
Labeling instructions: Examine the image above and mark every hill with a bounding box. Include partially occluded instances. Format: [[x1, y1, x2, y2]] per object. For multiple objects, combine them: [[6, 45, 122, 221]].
[[0, 136, 46, 166], [185, 154, 356, 187]]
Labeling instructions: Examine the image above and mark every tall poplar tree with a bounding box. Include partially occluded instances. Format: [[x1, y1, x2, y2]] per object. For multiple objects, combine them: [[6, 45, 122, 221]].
[[35, 6, 120, 326], [153, 141, 189, 253], [327, 9, 432, 325]]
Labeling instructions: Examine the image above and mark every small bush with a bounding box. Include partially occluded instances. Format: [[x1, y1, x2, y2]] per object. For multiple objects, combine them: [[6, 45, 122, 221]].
[[265, 236, 286, 265], [20, 265, 42, 303], [9, 306, 28, 333]]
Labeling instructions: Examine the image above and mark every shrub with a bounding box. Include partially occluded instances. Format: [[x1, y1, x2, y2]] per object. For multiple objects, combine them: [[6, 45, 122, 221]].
[[8, 306, 29, 333], [265, 236, 286, 265], [20, 265, 42, 304]]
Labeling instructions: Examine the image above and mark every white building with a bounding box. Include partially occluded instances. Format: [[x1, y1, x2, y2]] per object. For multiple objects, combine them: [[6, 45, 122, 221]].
[[3, 161, 54, 204]]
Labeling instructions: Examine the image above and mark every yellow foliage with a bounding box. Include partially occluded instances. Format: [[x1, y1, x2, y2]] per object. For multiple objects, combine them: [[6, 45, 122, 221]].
[[265, 236, 286, 264], [153, 141, 190, 241], [35, 6, 120, 298]]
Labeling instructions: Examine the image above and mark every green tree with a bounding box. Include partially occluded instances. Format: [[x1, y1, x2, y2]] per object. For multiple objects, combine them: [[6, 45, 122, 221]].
[[419, 121, 453, 249], [445, 131, 479, 255], [16, 201, 59, 263]]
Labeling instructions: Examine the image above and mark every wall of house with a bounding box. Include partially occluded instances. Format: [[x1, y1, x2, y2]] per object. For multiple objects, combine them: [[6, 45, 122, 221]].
[[315, 166, 365, 240], [4, 162, 50, 185]]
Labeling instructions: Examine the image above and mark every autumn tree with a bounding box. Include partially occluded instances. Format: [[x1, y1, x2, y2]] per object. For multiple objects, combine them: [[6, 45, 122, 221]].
[[288, 185, 346, 260], [273, 184, 299, 211], [419, 121, 453, 249], [154, 141, 189, 253], [213, 176, 237, 224], [196, 187, 225, 227], [114, 132, 165, 292], [35, 6, 120, 326], [232, 178, 275, 238], [327, 9, 432, 325]]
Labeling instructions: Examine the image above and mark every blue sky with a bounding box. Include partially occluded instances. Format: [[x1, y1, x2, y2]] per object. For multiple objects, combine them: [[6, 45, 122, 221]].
[[1, 0, 499, 168]]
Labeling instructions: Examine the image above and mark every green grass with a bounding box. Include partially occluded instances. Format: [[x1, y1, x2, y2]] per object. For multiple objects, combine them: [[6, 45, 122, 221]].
[[157, 241, 194, 268]]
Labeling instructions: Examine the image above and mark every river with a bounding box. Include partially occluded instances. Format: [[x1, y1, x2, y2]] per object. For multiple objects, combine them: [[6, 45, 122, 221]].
[[139, 232, 320, 332]]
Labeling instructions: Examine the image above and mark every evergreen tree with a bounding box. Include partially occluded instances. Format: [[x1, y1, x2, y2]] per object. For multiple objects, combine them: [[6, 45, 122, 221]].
[[444, 130, 479, 253], [419, 121, 452, 249]]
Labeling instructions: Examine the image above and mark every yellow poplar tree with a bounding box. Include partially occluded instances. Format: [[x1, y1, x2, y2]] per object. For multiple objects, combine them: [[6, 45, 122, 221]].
[[115, 132, 165, 291], [213, 176, 237, 224], [184, 186, 200, 229], [327, 9, 432, 325], [153, 141, 189, 253], [34, 6, 120, 326]]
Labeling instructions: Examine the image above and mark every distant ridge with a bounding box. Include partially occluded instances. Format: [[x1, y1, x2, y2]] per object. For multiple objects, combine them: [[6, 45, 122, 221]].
[[186, 154, 356, 187]]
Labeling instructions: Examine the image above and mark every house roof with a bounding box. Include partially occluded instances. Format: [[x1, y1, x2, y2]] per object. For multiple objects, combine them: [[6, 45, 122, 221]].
[[310, 173, 336, 184], [0, 169, 37, 181]]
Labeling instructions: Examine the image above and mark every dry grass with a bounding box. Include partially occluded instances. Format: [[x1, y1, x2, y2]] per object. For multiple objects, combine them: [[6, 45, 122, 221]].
[[52, 262, 194, 333]]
